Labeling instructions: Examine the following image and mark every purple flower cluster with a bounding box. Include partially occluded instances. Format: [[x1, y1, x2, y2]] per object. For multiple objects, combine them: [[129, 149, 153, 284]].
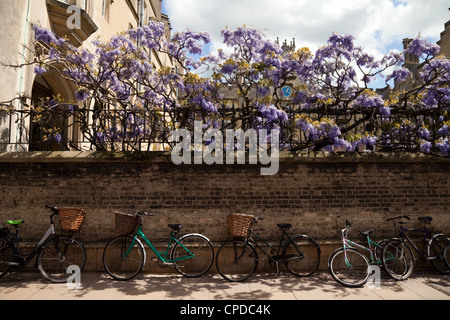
[[257, 104, 288, 125], [27, 23, 450, 156], [406, 38, 440, 59]]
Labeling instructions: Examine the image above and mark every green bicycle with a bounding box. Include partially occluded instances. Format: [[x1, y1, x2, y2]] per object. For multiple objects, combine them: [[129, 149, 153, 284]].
[[328, 220, 394, 287], [103, 211, 214, 281]]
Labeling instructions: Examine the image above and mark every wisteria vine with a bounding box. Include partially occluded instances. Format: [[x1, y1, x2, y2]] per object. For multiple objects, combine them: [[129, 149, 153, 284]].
[[1, 20, 449, 155]]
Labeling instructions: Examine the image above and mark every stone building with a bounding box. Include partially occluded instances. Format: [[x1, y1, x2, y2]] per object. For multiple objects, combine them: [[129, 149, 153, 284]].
[[0, 0, 175, 151], [394, 19, 450, 93], [437, 19, 450, 57]]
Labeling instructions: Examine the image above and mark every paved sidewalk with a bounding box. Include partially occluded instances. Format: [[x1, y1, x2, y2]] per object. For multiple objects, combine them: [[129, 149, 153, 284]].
[[0, 271, 449, 301]]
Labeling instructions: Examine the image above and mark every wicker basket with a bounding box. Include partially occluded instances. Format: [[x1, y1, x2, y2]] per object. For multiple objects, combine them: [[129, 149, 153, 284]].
[[58, 208, 86, 233], [115, 212, 142, 236], [227, 214, 254, 238]]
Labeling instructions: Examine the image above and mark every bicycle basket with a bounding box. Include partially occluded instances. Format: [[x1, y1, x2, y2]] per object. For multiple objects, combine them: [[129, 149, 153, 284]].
[[58, 208, 86, 233], [115, 212, 143, 236], [227, 214, 254, 238]]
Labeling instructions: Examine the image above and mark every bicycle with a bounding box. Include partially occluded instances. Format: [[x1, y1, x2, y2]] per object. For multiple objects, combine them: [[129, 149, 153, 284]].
[[215, 214, 321, 282], [103, 211, 215, 281], [0, 205, 87, 283], [328, 220, 393, 287], [382, 215, 450, 280]]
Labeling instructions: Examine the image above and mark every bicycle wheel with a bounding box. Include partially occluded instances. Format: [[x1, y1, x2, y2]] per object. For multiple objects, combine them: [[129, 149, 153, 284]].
[[103, 235, 145, 281], [374, 239, 390, 266], [215, 239, 258, 282], [0, 236, 15, 279], [283, 235, 321, 277], [428, 234, 450, 274], [382, 239, 414, 280], [37, 235, 86, 283], [328, 247, 370, 287], [443, 243, 450, 271], [170, 233, 214, 278]]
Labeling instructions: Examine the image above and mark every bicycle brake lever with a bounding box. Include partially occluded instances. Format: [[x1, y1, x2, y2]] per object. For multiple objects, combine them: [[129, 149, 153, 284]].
[[254, 217, 264, 223]]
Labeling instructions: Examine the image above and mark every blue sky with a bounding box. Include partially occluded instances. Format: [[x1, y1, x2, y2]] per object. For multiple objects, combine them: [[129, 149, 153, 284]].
[[162, 0, 449, 88]]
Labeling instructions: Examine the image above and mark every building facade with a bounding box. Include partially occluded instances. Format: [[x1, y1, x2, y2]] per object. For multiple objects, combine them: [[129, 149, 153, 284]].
[[394, 19, 450, 93], [0, 0, 175, 151]]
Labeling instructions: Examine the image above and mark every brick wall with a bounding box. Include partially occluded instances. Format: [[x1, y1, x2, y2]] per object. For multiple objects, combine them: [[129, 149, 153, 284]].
[[0, 151, 449, 246]]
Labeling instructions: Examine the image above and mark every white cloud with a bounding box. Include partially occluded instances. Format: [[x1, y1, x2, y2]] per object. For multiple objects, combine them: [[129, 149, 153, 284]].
[[164, 0, 449, 58]]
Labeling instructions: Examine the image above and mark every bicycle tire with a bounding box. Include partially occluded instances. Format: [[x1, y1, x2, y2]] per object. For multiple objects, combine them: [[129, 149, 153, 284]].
[[428, 234, 450, 274], [443, 243, 450, 271], [283, 235, 321, 277], [0, 236, 15, 279], [374, 239, 390, 266], [328, 247, 370, 287], [103, 235, 145, 281], [170, 233, 214, 278], [215, 239, 258, 282], [37, 235, 86, 283], [382, 239, 414, 281]]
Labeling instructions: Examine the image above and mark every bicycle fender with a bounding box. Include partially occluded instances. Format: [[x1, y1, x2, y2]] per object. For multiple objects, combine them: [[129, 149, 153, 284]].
[[427, 233, 448, 257], [134, 237, 146, 269], [301, 235, 321, 253], [327, 247, 345, 268], [178, 233, 211, 242], [387, 237, 403, 243], [429, 233, 448, 244]]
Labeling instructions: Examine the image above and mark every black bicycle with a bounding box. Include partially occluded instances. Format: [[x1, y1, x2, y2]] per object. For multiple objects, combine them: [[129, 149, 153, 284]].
[[0, 206, 87, 283], [215, 215, 321, 282], [382, 215, 450, 280]]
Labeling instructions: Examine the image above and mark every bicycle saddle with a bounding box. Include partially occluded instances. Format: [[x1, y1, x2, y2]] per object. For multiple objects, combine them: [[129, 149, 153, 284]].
[[277, 223, 292, 230], [418, 216, 433, 224], [168, 224, 183, 232], [360, 230, 374, 236], [7, 220, 24, 226]]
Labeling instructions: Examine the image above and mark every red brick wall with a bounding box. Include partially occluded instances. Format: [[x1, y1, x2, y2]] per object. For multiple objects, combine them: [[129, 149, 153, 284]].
[[0, 152, 449, 244]]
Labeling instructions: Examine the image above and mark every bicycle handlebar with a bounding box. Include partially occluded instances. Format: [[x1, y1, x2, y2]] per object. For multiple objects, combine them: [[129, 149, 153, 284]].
[[253, 216, 264, 223], [135, 211, 154, 217], [386, 215, 410, 222], [45, 205, 58, 213]]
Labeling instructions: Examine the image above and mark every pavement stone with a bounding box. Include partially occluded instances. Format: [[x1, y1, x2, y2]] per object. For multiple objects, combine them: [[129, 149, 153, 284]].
[[0, 271, 449, 301]]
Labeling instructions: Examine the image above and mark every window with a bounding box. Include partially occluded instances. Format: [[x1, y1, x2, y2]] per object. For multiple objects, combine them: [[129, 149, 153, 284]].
[[102, 0, 111, 21]]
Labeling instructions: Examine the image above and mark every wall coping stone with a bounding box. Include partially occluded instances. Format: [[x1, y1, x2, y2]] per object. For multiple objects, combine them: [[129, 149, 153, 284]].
[[0, 151, 448, 164]]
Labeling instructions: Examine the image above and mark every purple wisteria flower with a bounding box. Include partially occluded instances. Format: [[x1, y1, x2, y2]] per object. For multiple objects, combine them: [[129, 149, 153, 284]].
[[406, 38, 440, 59], [24, 22, 450, 156]]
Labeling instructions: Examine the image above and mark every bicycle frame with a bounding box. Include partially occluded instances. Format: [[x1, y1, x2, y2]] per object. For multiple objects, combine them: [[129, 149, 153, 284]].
[[340, 223, 386, 267], [398, 227, 427, 255], [244, 227, 300, 264], [1, 220, 57, 268], [342, 237, 379, 265], [396, 225, 444, 261], [122, 225, 196, 267]]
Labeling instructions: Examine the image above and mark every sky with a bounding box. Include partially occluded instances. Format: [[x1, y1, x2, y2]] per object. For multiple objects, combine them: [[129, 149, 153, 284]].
[[162, 0, 450, 87]]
